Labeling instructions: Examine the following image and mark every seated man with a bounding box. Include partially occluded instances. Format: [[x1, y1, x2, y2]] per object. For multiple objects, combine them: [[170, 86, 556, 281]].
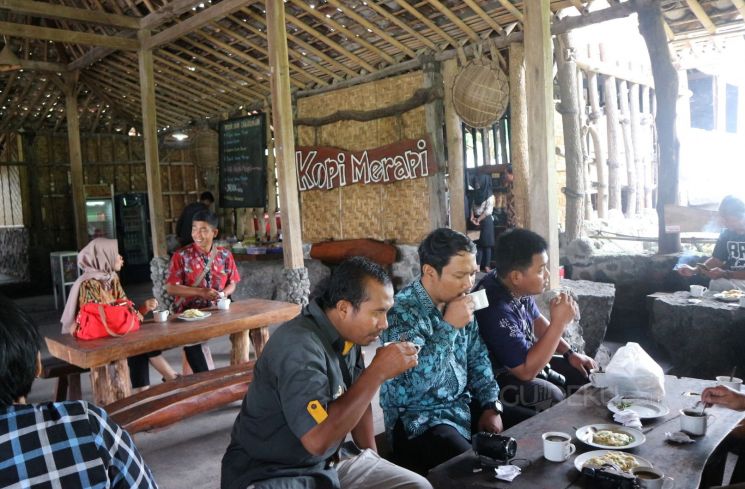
[[474, 229, 596, 412], [677, 195, 745, 292], [164, 209, 240, 374], [0, 293, 158, 488], [703, 385, 745, 486], [221, 257, 431, 489], [380, 228, 529, 476]]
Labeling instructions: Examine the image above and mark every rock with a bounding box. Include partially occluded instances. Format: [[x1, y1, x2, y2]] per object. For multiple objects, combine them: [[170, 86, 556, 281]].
[[649, 291, 745, 378], [391, 245, 420, 291], [534, 279, 615, 357], [233, 259, 330, 303], [0, 227, 30, 281], [565, 238, 594, 268]]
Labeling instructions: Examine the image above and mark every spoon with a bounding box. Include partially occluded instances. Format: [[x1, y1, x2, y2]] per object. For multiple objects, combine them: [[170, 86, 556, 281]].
[[730, 366, 738, 382]]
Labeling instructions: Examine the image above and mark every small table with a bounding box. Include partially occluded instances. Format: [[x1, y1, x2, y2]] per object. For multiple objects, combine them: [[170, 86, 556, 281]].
[[46, 298, 300, 405], [427, 376, 745, 488]]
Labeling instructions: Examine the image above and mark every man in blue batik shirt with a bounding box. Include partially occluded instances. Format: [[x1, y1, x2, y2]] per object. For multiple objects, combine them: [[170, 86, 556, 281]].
[[380, 228, 530, 475]]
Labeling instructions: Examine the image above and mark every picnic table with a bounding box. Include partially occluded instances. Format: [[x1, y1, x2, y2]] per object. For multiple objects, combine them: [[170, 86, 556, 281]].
[[46, 298, 300, 405], [427, 376, 745, 489]]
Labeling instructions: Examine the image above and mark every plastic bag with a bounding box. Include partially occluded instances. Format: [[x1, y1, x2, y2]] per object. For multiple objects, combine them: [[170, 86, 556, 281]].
[[605, 342, 665, 401]]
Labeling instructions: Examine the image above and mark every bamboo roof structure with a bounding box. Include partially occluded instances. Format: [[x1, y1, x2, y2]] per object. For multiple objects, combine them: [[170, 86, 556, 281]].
[[0, 0, 742, 134]]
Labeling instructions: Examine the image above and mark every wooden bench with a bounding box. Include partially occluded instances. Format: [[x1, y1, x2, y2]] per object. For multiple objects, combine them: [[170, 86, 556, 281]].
[[106, 361, 254, 434], [40, 357, 88, 402]]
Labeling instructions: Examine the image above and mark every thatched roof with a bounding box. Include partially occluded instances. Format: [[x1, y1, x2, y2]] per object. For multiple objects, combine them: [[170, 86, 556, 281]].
[[0, 0, 742, 134]]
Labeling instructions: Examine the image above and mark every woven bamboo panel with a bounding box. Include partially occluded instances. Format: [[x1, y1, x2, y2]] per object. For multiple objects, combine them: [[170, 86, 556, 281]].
[[98, 137, 112, 162], [52, 137, 68, 164], [100, 165, 114, 184], [131, 164, 146, 191], [340, 183, 383, 240], [84, 165, 98, 184], [131, 139, 144, 160], [301, 187, 341, 242], [82, 138, 95, 162], [115, 164, 130, 190], [297, 71, 430, 243], [113, 138, 127, 162], [192, 128, 219, 167], [183, 165, 197, 192], [382, 178, 430, 244], [33, 135, 48, 163]]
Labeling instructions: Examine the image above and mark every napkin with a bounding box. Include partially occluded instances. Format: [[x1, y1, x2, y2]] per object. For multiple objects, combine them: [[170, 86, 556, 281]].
[[665, 431, 695, 444], [613, 410, 642, 430], [494, 465, 521, 482]]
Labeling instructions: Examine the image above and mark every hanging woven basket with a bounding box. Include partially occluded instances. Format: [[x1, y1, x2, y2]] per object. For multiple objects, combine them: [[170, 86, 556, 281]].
[[452, 55, 509, 129]]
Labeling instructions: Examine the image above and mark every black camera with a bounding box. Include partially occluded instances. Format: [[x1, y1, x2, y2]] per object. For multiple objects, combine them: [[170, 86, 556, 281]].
[[537, 365, 566, 388], [581, 465, 639, 489], [472, 432, 517, 463]]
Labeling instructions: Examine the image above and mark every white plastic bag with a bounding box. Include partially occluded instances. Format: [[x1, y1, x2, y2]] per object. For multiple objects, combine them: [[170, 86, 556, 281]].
[[605, 342, 665, 401]]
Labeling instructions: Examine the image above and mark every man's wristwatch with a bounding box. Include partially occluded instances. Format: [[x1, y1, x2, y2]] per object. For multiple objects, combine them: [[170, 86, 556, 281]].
[[483, 399, 504, 416], [563, 348, 575, 360]]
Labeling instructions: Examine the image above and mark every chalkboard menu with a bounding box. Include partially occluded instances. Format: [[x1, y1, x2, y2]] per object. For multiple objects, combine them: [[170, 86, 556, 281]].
[[219, 114, 267, 208]]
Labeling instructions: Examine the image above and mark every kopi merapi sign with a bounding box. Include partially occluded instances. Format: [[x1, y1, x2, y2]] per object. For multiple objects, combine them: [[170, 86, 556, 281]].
[[295, 137, 437, 191]]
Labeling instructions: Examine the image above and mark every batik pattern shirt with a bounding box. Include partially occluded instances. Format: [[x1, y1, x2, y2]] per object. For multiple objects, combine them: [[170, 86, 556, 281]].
[[78, 277, 126, 306], [0, 401, 158, 489], [379, 280, 500, 441], [166, 244, 240, 313]]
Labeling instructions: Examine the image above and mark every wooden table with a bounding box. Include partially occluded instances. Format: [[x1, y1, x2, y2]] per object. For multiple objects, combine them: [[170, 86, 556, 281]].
[[46, 298, 300, 405], [427, 376, 745, 489]]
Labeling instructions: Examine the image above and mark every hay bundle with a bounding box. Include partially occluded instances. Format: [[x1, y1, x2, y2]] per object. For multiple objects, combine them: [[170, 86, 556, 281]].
[[452, 50, 509, 128]]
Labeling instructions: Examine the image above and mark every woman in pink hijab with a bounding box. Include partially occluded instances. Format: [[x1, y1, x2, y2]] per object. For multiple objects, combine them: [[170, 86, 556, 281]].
[[60, 238, 179, 391]]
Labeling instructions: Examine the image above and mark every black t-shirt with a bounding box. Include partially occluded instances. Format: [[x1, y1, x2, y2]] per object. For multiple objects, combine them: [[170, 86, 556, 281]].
[[712, 229, 745, 270]]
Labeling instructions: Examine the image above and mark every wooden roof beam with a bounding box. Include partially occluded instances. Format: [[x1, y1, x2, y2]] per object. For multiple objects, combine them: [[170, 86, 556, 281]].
[[240, 8, 359, 78], [19, 59, 68, 72], [389, 0, 457, 47], [142, 0, 258, 49], [287, 0, 396, 65], [0, 20, 139, 49], [496, 0, 524, 23], [685, 0, 717, 34], [425, 0, 479, 42], [353, 0, 437, 50], [0, 0, 140, 29], [323, 0, 417, 59], [733, 0, 745, 21], [462, 0, 505, 36]]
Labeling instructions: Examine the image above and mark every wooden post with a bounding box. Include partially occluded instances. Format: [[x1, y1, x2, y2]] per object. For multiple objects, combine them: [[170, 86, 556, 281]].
[[587, 71, 607, 218], [524, 1, 558, 286], [602, 70, 623, 211], [577, 69, 593, 220], [423, 56, 448, 230], [618, 79, 636, 216], [637, 0, 680, 253], [629, 83, 644, 212], [265, 103, 278, 240], [137, 30, 167, 257], [63, 71, 88, 249], [509, 42, 530, 228], [443, 58, 466, 233], [641, 85, 654, 209], [555, 30, 584, 242], [265, 0, 304, 269]]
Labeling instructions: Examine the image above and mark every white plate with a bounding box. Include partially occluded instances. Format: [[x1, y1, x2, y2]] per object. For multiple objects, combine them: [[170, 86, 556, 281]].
[[574, 449, 653, 473], [177, 311, 212, 321], [608, 395, 670, 419], [713, 292, 743, 302], [575, 424, 645, 450]]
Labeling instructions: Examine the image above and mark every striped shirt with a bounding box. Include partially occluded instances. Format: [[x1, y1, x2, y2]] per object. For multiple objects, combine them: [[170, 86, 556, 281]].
[[0, 401, 158, 489]]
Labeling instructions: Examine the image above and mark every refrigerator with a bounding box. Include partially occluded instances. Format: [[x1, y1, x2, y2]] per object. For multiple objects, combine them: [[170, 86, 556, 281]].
[[84, 184, 116, 241], [115, 192, 153, 284]]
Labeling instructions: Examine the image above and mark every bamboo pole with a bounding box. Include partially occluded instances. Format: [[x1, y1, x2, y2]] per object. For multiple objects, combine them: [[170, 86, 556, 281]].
[[266, 0, 303, 269], [525, 1, 559, 287], [629, 82, 644, 212], [555, 29, 584, 242], [587, 72, 608, 215], [577, 68, 593, 220], [443, 57, 466, 233], [618, 79, 636, 216], [265, 104, 278, 240], [509, 42, 529, 228], [423, 56, 448, 230], [641, 85, 654, 209], [587, 70, 607, 218]]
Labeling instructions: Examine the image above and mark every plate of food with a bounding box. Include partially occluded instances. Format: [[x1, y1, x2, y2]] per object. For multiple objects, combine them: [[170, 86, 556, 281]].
[[178, 309, 212, 321], [608, 395, 670, 419], [575, 424, 645, 449], [713, 289, 745, 302], [574, 450, 652, 473]]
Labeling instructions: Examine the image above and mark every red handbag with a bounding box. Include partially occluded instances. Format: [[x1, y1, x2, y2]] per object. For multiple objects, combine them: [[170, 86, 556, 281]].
[[75, 299, 141, 340]]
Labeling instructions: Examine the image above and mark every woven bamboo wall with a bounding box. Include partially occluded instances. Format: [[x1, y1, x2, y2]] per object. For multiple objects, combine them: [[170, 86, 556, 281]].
[[297, 71, 433, 244]]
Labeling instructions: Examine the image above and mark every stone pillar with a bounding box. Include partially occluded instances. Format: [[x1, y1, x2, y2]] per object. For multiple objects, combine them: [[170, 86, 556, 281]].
[[277, 267, 310, 306], [150, 256, 172, 310]]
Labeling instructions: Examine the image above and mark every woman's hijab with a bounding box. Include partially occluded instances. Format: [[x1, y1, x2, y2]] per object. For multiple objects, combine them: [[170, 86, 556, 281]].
[[60, 238, 119, 334], [472, 173, 493, 206]]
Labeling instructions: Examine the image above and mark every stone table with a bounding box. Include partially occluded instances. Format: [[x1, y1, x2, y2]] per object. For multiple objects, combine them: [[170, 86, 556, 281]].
[[648, 291, 745, 379]]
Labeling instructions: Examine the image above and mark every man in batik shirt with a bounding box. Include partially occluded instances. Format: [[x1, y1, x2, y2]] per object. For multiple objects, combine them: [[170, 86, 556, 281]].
[[380, 228, 529, 475], [165, 209, 240, 373]]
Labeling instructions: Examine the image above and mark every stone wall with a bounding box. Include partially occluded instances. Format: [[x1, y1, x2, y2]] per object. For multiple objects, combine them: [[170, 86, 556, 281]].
[[0, 227, 30, 282], [233, 259, 330, 303]]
